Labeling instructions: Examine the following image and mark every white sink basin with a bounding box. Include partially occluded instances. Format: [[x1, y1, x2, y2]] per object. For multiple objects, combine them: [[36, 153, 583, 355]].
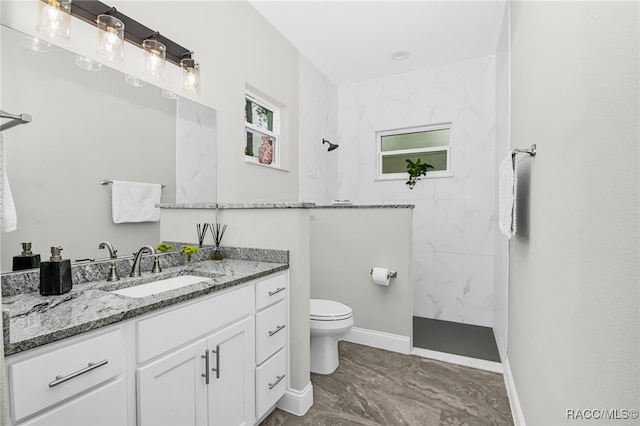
[[111, 275, 210, 298]]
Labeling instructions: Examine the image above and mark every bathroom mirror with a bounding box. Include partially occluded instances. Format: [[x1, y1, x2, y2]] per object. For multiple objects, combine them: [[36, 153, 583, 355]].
[[0, 25, 216, 272]]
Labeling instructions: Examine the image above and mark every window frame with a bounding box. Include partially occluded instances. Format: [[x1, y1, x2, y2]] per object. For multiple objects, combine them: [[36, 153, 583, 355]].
[[376, 123, 453, 181], [244, 90, 281, 168]]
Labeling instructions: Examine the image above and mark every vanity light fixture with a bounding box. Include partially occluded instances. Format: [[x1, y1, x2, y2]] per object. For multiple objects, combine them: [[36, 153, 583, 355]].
[[96, 13, 124, 61], [180, 56, 200, 95], [142, 37, 166, 81], [36, 0, 72, 41]]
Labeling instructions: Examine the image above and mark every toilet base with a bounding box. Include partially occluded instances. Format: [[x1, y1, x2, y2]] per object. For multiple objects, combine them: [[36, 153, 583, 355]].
[[310, 335, 340, 375]]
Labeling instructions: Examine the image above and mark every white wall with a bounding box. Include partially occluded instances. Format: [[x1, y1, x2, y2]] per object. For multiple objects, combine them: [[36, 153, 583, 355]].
[[309, 208, 413, 337], [335, 58, 499, 327], [508, 1, 639, 424]]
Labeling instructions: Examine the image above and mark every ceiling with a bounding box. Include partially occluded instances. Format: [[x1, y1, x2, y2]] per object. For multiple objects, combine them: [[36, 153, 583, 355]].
[[249, 0, 508, 86]]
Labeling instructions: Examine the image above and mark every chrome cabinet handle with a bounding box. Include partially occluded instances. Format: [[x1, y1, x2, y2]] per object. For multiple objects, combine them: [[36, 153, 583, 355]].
[[48, 359, 108, 388], [268, 287, 286, 296], [201, 349, 210, 384], [268, 374, 286, 390], [211, 345, 220, 379], [268, 325, 286, 337]]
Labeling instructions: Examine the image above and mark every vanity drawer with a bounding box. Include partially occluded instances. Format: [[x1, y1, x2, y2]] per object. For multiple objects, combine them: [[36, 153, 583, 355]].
[[255, 272, 288, 311], [256, 347, 287, 419], [255, 300, 287, 364], [8, 328, 124, 423], [136, 284, 253, 364]]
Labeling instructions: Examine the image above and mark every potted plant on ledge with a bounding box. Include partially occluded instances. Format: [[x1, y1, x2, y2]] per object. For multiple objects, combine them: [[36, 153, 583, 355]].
[[405, 158, 434, 189]]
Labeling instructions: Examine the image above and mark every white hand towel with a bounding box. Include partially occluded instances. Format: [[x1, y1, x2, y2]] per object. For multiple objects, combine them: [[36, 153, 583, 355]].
[[498, 154, 517, 239], [111, 180, 162, 223], [0, 132, 17, 233]]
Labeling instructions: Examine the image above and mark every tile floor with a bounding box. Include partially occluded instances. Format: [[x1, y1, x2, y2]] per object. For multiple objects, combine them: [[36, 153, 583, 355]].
[[261, 341, 513, 426]]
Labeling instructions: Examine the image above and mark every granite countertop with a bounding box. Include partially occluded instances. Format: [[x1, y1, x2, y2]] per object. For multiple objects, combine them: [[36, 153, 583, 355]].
[[2, 258, 288, 357], [158, 202, 414, 209]]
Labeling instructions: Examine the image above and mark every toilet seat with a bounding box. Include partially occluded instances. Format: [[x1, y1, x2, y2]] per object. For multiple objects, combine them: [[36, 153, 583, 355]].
[[310, 299, 352, 321]]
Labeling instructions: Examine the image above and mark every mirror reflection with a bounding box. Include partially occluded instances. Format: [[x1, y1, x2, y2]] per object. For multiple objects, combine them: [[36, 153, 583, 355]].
[[1, 25, 215, 272]]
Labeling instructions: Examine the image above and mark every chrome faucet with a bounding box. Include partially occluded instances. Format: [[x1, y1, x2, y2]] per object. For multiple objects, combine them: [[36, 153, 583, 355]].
[[98, 241, 119, 282], [130, 245, 162, 277]]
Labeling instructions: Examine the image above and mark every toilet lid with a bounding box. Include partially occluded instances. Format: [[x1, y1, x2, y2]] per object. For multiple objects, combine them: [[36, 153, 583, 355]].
[[310, 299, 352, 321]]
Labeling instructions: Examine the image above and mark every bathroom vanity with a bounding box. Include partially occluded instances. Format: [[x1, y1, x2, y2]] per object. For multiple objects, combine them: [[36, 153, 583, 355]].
[[2, 253, 290, 426]]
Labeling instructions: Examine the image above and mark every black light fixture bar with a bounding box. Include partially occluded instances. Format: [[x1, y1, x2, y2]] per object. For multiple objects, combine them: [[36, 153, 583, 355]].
[[70, 0, 192, 65]]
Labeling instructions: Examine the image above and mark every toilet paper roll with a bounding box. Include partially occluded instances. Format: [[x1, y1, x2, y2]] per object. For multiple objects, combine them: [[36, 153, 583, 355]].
[[371, 267, 391, 286]]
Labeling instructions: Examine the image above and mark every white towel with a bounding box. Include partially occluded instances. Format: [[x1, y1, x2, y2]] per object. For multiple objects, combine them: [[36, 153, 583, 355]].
[[111, 180, 162, 223], [498, 154, 517, 239], [0, 132, 17, 233]]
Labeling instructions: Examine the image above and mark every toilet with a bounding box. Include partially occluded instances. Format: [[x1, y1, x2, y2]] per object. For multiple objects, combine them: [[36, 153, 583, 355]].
[[310, 298, 354, 375]]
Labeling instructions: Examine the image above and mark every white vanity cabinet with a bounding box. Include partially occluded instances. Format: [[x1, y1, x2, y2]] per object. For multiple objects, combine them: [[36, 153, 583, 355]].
[[5, 327, 128, 426], [4, 268, 290, 426], [254, 272, 289, 419], [136, 283, 256, 426]]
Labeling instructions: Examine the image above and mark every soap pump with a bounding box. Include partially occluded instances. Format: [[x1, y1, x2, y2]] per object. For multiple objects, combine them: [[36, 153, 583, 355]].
[[12, 242, 41, 271], [39, 246, 73, 296]]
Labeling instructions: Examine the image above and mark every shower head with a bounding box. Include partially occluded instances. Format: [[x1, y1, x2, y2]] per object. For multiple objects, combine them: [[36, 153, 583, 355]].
[[322, 139, 339, 151]]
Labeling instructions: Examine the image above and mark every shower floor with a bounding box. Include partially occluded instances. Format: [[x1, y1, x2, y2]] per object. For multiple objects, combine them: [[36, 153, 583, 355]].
[[412, 317, 501, 362]]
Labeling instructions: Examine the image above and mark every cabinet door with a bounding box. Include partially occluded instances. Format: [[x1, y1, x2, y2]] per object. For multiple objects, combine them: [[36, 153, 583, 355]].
[[207, 316, 255, 426], [18, 378, 127, 426], [137, 339, 209, 426]]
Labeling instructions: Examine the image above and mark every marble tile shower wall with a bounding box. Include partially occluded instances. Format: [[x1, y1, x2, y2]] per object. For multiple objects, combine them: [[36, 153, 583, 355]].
[[333, 56, 498, 327], [298, 55, 339, 204]]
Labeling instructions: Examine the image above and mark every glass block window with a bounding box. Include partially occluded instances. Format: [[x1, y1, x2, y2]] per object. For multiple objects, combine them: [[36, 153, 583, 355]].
[[245, 91, 280, 167], [377, 124, 452, 180]]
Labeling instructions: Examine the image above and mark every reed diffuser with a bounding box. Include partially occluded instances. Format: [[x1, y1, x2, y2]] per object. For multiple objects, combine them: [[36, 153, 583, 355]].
[[210, 223, 227, 260]]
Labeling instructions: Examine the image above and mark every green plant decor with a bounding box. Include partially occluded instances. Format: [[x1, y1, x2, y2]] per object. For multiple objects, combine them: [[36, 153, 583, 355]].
[[155, 242, 173, 252], [181, 245, 199, 263], [406, 158, 434, 189]]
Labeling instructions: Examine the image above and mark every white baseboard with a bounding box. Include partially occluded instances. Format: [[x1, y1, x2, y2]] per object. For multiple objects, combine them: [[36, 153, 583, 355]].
[[276, 382, 313, 417], [342, 327, 411, 354], [503, 357, 526, 426]]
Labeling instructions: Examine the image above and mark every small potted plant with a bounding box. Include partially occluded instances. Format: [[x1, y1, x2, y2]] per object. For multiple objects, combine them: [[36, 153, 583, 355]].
[[405, 158, 434, 189], [210, 223, 227, 261], [181, 245, 198, 263], [155, 242, 173, 252]]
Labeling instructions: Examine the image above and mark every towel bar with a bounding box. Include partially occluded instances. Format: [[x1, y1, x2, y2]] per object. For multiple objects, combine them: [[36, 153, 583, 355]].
[[511, 144, 536, 158], [101, 180, 166, 188]]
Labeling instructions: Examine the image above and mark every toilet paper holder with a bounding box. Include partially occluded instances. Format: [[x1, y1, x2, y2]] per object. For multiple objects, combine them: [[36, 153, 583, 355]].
[[369, 268, 397, 279]]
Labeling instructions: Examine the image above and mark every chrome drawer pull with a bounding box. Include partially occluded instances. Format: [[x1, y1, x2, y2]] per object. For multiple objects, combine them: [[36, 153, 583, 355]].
[[268, 325, 286, 337], [48, 359, 109, 388], [268, 374, 286, 390], [268, 287, 286, 296], [211, 345, 220, 379], [201, 349, 210, 384]]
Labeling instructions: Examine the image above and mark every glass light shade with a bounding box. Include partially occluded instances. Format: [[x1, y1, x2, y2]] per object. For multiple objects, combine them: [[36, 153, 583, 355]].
[[96, 14, 124, 61], [20, 35, 51, 52], [75, 55, 102, 71], [181, 58, 200, 95], [161, 89, 178, 99], [36, 0, 72, 41], [142, 39, 166, 81], [125, 74, 147, 87]]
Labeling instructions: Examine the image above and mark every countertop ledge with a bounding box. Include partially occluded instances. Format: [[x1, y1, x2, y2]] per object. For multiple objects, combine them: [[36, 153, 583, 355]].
[[2, 259, 288, 357], [159, 202, 414, 209]]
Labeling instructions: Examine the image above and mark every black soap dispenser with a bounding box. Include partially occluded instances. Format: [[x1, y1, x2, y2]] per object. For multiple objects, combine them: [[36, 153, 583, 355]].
[[39, 246, 73, 296], [12, 242, 41, 272]]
